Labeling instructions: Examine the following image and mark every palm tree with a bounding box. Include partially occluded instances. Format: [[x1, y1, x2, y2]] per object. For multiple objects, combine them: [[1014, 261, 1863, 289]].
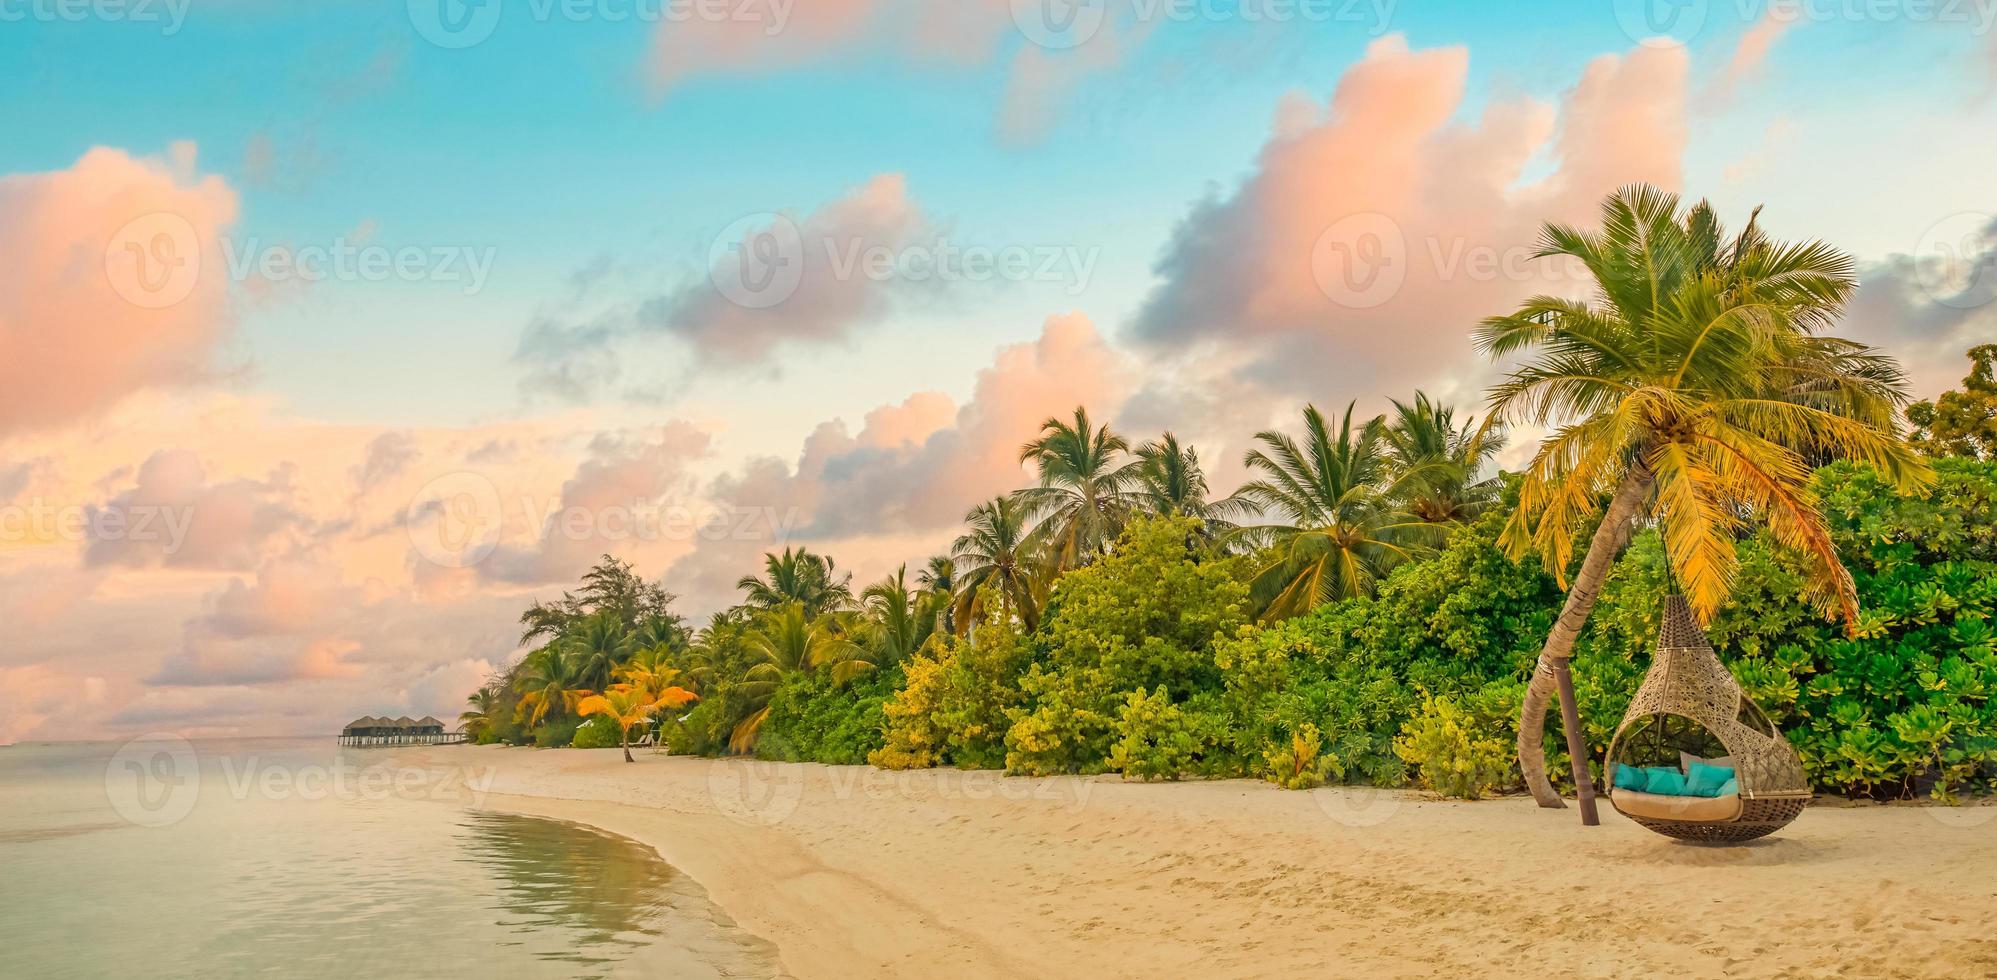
[[579, 680, 698, 763], [460, 686, 501, 741], [1134, 432, 1248, 534], [917, 554, 957, 633], [1480, 184, 1932, 813], [1383, 392, 1504, 525], [562, 611, 634, 691], [515, 645, 591, 729], [951, 496, 1047, 633], [859, 566, 939, 667], [729, 602, 875, 751], [1015, 406, 1144, 570], [1227, 402, 1429, 620], [736, 546, 853, 617]]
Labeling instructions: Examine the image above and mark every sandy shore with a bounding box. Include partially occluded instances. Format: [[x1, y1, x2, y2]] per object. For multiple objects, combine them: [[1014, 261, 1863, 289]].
[[420, 744, 1997, 979]]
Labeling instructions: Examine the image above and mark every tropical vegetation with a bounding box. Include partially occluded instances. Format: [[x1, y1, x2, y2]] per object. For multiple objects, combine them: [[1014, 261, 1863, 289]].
[[461, 187, 1993, 809]]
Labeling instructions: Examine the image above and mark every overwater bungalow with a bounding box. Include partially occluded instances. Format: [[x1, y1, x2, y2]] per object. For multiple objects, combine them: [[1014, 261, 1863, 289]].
[[339, 714, 462, 746]]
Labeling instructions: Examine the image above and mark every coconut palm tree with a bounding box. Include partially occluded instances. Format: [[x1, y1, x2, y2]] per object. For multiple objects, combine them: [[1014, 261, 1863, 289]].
[[579, 680, 698, 763], [859, 565, 939, 667], [736, 546, 853, 617], [562, 611, 634, 691], [1015, 406, 1144, 570], [917, 554, 957, 633], [1134, 432, 1249, 535], [729, 602, 875, 751], [460, 686, 501, 741], [1480, 184, 1933, 813], [1383, 392, 1504, 525], [515, 645, 591, 729], [951, 496, 1047, 633], [1227, 402, 1430, 620]]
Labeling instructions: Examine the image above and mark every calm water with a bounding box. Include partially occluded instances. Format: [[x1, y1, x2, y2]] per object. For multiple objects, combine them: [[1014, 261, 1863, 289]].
[[0, 737, 783, 979]]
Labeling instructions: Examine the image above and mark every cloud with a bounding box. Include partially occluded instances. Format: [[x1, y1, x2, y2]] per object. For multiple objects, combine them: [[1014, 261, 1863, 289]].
[[1128, 35, 1688, 399], [84, 450, 309, 571], [0, 145, 239, 437], [1844, 213, 1997, 395], [349, 431, 420, 498], [664, 312, 1130, 611], [478, 422, 714, 585], [647, 1, 1012, 92], [1723, 8, 1797, 94], [517, 174, 938, 400]]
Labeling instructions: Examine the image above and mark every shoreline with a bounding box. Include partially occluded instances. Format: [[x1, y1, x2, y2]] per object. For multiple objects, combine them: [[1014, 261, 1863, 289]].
[[438, 744, 1997, 979]]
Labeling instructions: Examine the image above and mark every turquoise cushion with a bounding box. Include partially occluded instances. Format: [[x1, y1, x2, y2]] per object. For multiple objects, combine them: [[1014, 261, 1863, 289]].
[[1686, 762, 1737, 797], [1717, 777, 1738, 797], [1643, 766, 1688, 796], [1613, 763, 1648, 791]]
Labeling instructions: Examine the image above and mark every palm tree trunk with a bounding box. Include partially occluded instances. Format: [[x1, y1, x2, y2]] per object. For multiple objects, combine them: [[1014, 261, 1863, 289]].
[[622, 732, 634, 764], [1518, 461, 1652, 813]]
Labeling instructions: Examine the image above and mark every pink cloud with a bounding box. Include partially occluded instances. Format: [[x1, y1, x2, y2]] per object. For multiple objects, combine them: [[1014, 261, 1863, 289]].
[[1726, 8, 1797, 89], [647, 1, 1013, 92], [1131, 35, 1689, 397], [0, 146, 239, 437], [84, 450, 309, 572], [666, 312, 1130, 610]]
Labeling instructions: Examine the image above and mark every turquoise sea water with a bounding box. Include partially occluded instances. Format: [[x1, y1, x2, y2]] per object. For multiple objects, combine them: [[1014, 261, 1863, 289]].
[[0, 737, 782, 979]]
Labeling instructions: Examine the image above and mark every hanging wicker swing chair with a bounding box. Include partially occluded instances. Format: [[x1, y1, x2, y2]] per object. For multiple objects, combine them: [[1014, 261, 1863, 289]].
[[1603, 595, 1812, 843]]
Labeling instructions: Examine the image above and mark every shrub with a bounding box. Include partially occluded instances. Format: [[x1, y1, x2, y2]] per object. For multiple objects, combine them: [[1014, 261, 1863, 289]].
[[759, 665, 901, 765], [1004, 516, 1253, 775], [532, 717, 581, 748], [1262, 723, 1338, 790], [571, 715, 621, 749], [1395, 694, 1513, 799]]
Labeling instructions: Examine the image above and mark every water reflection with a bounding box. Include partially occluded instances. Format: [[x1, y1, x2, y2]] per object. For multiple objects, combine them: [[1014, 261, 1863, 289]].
[[457, 811, 674, 965]]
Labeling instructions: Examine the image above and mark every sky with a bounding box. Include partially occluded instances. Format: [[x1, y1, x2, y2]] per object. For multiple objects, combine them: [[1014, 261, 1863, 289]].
[[3, 0, 1995, 742]]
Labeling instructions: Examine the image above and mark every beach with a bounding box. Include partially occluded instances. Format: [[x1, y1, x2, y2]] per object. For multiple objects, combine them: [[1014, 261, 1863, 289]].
[[424, 744, 1997, 979]]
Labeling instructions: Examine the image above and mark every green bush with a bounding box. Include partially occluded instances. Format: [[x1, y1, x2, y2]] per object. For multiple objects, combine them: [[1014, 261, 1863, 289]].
[[873, 618, 1030, 770], [759, 664, 902, 764], [1003, 517, 1254, 776], [571, 715, 621, 749], [531, 716, 580, 748], [1395, 694, 1513, 799]]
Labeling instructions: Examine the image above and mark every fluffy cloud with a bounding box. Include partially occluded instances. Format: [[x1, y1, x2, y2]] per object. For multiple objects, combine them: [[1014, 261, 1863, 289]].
[[0, 145, 238, 437], [664, 313, 1130, 611], [517, 174, 937, 399], [1844, 213, 1997, 395], [1130, 35, 1688, 399], [478, 422, 714, 586], [83, 450, 309, 571]]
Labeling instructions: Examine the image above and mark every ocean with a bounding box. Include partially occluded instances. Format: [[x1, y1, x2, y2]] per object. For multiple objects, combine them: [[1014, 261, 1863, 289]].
[[0, 737, 783, 979]]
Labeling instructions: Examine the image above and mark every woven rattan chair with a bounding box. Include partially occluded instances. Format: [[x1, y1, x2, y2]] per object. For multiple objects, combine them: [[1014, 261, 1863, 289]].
[[1603, 595, 1811, 843]]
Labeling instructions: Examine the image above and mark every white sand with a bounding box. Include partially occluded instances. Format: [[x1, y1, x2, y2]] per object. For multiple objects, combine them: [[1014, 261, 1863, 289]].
[[420, 744, 1997, 979]]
